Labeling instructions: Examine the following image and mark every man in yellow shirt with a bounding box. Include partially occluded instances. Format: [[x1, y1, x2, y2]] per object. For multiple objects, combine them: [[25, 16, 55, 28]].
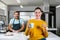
[[25, 7, 48, 40]]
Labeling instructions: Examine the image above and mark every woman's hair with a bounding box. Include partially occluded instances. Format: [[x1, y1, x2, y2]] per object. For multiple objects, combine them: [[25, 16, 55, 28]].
[[34, 7, 43, 12], [14, 11, 20, 15]]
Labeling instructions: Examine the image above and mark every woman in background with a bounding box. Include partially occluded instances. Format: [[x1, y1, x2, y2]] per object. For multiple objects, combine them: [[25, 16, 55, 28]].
[[8, 11, 24, 32], [25, 7, 48, 40]]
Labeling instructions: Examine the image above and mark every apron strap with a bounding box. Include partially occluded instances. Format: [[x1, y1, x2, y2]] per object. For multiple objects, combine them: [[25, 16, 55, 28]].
[[13, 19, 15, 24], [13, 18, 20, 24]]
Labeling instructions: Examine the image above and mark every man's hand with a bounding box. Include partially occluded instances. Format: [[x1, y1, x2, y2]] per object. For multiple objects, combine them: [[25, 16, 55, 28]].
[[12, 30, 15, 32], [15, 31, 19, 33], [12, 30, 19, 33]]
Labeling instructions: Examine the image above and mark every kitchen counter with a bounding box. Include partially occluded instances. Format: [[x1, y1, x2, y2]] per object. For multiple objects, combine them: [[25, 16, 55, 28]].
[[0, 32, 28, 40], [0, 32, 60, 40], [46, 32, 60, 40]]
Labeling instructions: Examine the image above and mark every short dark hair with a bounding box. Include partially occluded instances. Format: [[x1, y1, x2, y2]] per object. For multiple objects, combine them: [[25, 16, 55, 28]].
[[14, 11, 20, 15], [34, 7, 43, 12]]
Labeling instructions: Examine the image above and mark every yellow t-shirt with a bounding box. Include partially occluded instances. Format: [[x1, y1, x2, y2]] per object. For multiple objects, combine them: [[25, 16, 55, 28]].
[[25, 19, 48, 40]]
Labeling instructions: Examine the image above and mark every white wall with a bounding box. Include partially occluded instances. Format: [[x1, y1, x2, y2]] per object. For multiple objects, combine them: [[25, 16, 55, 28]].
[[56, 8, 60, 28], [56, 7, 60, 34]]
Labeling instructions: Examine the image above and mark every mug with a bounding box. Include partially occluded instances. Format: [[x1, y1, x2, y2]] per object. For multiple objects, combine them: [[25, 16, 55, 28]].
[[29, 23, 34, 28]]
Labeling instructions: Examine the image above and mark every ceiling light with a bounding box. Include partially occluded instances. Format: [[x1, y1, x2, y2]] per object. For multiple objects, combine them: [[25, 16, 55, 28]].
[[16, 0, 21, 3], [20, 5, 23, 8], [56, 5, 60, 8]]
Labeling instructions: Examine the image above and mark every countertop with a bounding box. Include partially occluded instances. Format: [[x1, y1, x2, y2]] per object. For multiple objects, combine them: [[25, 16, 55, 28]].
[[0, 32, 60, 40]]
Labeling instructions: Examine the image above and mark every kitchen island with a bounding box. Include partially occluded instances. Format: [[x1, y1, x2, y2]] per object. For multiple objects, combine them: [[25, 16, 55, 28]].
[[0, 32, 60, 40]]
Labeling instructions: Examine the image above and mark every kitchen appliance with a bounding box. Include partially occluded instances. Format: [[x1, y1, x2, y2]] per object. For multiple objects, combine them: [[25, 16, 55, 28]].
[[0, 21, 7, 33]]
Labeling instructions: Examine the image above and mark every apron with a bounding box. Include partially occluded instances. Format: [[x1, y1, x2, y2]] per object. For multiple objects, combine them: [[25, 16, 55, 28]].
[[12, 19, 21, 30]]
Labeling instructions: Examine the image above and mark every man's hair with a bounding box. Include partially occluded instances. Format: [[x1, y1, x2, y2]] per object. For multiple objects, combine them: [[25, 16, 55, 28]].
[[14, 11, 20, 15], [34, 7, 43, 12]]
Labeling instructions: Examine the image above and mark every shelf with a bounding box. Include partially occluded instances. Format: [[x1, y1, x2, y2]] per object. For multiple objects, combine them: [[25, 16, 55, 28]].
[[48, 28, 57, 30]]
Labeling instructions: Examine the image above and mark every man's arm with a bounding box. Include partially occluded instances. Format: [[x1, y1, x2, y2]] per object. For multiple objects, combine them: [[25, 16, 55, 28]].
[[8, 24, 15, 32], [8, 19, 15, 32]]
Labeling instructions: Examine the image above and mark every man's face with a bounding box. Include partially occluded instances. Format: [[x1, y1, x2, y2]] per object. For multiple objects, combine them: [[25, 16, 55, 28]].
[[14, 13, 19, 19], [35, 9, 42, 18]]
